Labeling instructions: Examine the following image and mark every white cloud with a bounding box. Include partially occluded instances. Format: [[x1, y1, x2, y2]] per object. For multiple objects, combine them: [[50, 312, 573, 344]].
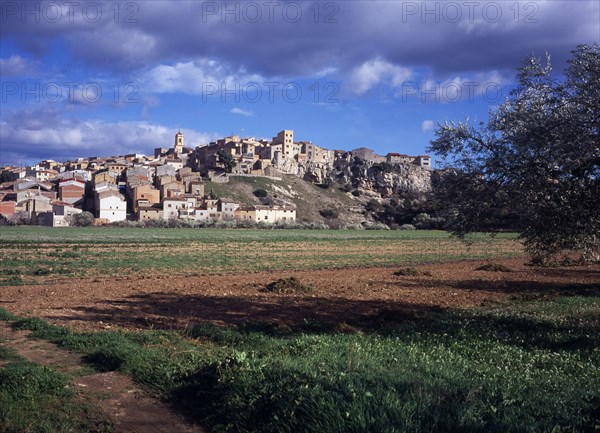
[[347, 59, 412, 96], [407, 71, 508, 103], [314, 67, 339, 78], [139, 58, 264, 95], [0, 108, 218, 163], [0, 55, 35, 77], [230, 107, 253, 117], [421, 120, 434, 133]]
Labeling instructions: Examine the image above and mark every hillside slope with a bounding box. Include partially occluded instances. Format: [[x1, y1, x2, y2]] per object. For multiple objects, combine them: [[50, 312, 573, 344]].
[[203, 175, 372, 225]]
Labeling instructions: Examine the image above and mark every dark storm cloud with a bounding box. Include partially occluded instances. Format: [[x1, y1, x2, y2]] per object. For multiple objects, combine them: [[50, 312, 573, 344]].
[[1, 0, 598, 80]]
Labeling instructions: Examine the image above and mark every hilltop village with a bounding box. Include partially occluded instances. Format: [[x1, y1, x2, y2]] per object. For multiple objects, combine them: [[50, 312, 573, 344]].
[[0, 130, 431, 226]]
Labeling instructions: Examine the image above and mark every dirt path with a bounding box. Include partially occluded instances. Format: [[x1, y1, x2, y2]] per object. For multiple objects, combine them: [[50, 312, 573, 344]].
[[0, 321, 208, 433]]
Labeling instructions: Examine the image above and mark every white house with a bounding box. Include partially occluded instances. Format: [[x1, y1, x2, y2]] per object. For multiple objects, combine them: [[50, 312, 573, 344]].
[[162, 197, 192, 220], [164, 159, 184, 171], [191, 208, 210, 221], [218, 199, 239, 220], [254, 205, 296, 223], [95, 191, 127, 222]]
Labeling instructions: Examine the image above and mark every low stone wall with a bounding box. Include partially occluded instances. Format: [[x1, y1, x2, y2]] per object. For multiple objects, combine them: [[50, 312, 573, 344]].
[[230, 173, 283, 181]]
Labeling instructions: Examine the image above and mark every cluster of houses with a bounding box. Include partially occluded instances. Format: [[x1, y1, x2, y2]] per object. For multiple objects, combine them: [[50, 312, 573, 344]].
[[349, 148, 431, 168], [191, 130, 336, 175], [189, 129, 431, 174], [0, 129, 430, 226]]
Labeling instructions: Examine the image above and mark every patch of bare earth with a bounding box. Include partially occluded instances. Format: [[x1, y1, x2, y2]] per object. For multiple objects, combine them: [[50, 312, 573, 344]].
[[1, 257, 598, 332], [0, 322, 207, 433]]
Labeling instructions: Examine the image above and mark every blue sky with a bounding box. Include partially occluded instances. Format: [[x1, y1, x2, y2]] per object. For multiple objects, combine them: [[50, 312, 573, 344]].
[[1, 0, 599, 165]]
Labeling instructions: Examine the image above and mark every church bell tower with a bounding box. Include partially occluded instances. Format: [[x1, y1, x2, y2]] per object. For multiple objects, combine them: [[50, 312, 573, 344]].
[[174, 130, 184, 155]]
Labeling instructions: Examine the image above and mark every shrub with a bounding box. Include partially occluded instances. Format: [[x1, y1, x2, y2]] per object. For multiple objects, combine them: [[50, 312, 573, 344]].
[[319, 208, 339, 219], [364, 222, 390, 230], [69, 211, 94, 227], [253, 189, 268, 198], [319, 208, 338, 219], [394, 267, 433, 277], [33, 268, 52, 276], [259, 277, 315, 294], [398, 224, 416, 231], [413, 213, 445, 230], [476, 263, 513, 272], [365, 199, 382, 212]]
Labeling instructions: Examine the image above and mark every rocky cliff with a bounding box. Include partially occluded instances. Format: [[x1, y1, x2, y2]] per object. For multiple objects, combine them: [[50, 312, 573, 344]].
[[273, 153, 432, 198], [272, 154, 330, 184]]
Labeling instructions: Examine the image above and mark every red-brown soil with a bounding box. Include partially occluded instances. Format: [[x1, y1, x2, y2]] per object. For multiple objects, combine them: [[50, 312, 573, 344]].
[[2, 257, 598, 332]]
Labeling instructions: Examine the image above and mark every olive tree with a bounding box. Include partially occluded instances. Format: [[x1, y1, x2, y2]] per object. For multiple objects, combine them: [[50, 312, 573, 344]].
[[69, 211, 95, 227], [217, 149, 236, 173], [429, 44, 600, 262]]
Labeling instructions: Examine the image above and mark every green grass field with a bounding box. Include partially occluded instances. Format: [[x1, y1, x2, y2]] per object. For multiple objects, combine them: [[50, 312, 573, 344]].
[[1, 293, 599, 433], [0, 310, 112, 433], [0, 227, 522, 284], [1, 227, 597, 432]]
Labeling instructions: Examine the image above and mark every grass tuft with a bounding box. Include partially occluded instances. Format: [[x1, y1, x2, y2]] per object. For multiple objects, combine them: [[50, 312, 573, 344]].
[[0, 308, 16, 321], [0, 361, 113, 432]]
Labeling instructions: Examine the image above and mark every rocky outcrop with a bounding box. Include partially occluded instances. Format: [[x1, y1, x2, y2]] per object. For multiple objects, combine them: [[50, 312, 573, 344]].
[[272, 155, 331, 184], [333, 155, 431, 197], [272, 154, 432, 197]]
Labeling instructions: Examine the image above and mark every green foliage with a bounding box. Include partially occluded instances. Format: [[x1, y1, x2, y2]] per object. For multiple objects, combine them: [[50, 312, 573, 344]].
[[319, 208, 339, 219], [412, 213, 444, 230], [5, 294, 600, 433], [217, 149, 237, 173], [368, 197, 441, 229], [429, 44, 600, 262], [0, 308, 16, 321], [69, 211, 95, 227], [253, 189, 268, 198], [0, 361, 112, 432], [365, 199, 382, 213], [363, 222, 390, 230]]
